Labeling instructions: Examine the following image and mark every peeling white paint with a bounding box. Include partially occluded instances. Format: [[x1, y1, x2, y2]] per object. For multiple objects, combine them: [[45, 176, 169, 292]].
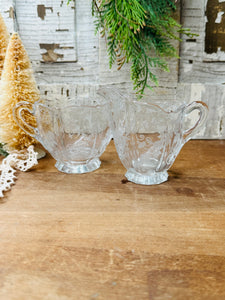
[[190, 84, 206, 102], [204, 48, 225, 60], [183, 63, 193, 74], [215, 11, 224, 23]]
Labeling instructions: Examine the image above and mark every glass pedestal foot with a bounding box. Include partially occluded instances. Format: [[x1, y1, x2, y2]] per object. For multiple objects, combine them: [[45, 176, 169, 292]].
[[125, 169, 168, 185], [55, 158, 101, 174]]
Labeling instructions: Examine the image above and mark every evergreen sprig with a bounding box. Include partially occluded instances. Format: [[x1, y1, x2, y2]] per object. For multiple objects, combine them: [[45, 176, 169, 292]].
[[0, 143, 8, 157], [68, 0, 197, 95]]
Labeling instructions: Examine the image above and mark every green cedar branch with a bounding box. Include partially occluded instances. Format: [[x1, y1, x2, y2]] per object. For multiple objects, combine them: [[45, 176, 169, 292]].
[[68, 0, 197, 96]]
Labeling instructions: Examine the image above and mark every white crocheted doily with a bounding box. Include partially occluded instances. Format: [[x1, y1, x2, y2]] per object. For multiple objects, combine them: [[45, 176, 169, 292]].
[[0, 145, 38, 197]]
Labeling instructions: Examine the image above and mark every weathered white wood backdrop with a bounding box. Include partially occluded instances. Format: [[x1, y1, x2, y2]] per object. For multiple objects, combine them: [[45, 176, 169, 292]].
[[179, 0, 225, 138], [0, 0, 225, 138]]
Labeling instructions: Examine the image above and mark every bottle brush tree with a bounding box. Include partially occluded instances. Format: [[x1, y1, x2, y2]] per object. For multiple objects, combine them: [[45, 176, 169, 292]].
[[0, 12, 10, 79], [0, 13, 10, 156], [0, 32, 40, 152]]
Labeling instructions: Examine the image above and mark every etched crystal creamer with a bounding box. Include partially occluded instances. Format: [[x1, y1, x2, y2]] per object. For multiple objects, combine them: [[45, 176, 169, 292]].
[[110, 92, 208, 185], [13, 89, 112, 174]]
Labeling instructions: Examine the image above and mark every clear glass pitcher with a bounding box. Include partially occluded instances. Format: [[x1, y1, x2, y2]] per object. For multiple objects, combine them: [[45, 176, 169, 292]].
[[13, 90, 112, 174], [110, 91, 208, 185]]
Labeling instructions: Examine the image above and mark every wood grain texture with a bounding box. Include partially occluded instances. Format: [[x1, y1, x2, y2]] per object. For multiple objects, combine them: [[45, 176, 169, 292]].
[[0, 140, 225, 299]]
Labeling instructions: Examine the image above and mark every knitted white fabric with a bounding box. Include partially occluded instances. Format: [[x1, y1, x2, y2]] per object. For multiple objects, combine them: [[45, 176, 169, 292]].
[[0, 145, 38, 197]]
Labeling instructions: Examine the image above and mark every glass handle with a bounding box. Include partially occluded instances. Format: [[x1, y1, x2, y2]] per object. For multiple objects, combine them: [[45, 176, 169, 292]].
[[13, 101, 38, 139], [182, 101, 208, 142]]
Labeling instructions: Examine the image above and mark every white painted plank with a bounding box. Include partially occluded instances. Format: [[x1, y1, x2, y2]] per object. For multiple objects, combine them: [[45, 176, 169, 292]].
[[177, 83, 225, 139], [0, 0, 14, 33], [0, 0, 224, 139], [15, 0, 77, 62], [180, 0, 225, 83]]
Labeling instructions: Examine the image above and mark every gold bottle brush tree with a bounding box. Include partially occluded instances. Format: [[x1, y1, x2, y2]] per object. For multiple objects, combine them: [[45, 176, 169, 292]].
[[0, 32, 40, 152]]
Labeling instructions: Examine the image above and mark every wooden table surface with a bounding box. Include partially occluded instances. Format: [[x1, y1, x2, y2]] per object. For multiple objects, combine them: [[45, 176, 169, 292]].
[[0, 140, 225, 300]]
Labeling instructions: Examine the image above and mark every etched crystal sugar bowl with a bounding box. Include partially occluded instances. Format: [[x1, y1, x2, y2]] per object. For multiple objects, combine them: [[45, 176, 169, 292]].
[[13, 86, 112, 174]]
